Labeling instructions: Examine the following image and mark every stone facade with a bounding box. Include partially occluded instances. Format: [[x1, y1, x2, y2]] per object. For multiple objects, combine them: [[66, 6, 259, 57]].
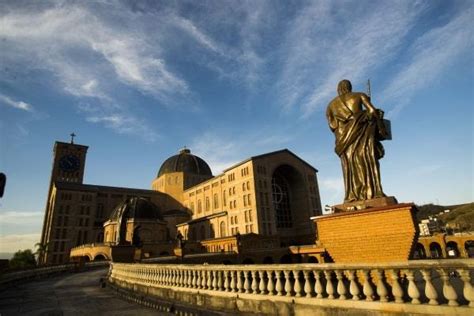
[[41, 140, 322, 265]]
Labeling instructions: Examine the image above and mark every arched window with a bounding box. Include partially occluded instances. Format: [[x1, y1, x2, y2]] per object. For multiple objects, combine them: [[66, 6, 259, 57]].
[[220, 221, 226, 237], [272, 172, 293, 228]]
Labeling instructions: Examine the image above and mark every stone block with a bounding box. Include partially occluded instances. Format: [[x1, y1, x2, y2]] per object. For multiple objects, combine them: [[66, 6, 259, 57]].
[[314, 203, 418, 263]]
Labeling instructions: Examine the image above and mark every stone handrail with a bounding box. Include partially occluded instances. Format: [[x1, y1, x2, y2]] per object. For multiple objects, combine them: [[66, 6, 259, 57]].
[[0, 261, 108, 287], [109, 260, 473, 314]]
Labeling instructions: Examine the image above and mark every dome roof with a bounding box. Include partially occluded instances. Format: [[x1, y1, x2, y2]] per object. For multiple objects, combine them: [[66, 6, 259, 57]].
[[109, 197, 163, 222], [157, 148, 212, 178]]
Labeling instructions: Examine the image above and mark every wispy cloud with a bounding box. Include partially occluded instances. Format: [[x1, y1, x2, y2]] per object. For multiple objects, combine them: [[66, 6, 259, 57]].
[[190, 128, 294, 174], [277, 1, 426, 117], [0, 233, 40, 253], [0, 93, 33, 111], [383, 6, 473, 118], [86, 114, 159, 142]]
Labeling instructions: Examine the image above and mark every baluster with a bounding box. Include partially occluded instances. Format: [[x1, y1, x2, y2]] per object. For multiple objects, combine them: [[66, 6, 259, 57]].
[[421, 269, 438, 305], [375, 270, 388, 302], [230, 271, 237, 292], [196, 270, 202, 289], [244, 271, 251, 293], [405, 270, 420, 304], [335, 270, 347, 300], [172, 270, 177, 286], [191, 270, 197, 288], [183, 270, 188, 287], [201, 270, 207, 289], [440, 269, 459, 306], [217, 270, 223, 291], [237, 271, 244, 293], [294, 270, 302, 297], [223, 271, 230, 292], [259, 271, 267, 294], [175, 270, 181, 286], [389, 269, 404, 303], [251, 271, 259, 294], [211, 271, 218, 290], [324, 271, 335, 299], [347, 270, 360, 300], [314, 270, 324, 298], [158, 269, 163, 284], [457, 268, 474, 307], [267, 270, 275, 295], [276, 271, 284, 296], [204, 271, 215, 290], [163, 269, 168, 285], [362, 270, 374, 301], [303, 271, 313, 298], [284, 270, 293, 297]]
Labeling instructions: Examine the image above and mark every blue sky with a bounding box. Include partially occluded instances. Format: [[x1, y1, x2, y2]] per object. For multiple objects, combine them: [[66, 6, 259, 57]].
[[0, 0, 472, 254]]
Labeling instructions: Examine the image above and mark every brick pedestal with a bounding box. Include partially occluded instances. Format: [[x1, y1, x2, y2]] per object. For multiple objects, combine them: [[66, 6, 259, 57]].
[[314, 203, 418, 263]]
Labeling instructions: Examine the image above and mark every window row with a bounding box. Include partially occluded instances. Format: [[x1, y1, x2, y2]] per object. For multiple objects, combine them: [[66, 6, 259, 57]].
[[241, 166, 250, 177]]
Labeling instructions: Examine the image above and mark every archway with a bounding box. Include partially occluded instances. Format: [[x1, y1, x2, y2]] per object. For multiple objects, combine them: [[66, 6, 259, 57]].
[[413, 243, 426, 259], [465, 240, 474, 258], [242, 258, 254, 264], [279, 254, 292, 264], [429, 242, 443, 258], [307, 256, 319, 263], [94, 254, 107, 261], [446, 241, 459, 258], [271, 165, 307, 231]]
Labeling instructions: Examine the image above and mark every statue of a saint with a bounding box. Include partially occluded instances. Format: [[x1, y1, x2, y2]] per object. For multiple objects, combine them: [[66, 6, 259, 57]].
[[326, 80, 388, 203]]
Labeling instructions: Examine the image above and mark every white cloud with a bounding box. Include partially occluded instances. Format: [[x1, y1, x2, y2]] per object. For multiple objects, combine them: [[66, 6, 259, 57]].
[[383, 7, 473, 118], [276, 1, 426, 117], [0, 211, 42, 225], [0, 93, 33, 111], [86, 114, 159, 142], [0, 233, 40, 253], [190, 128, 294, 175]]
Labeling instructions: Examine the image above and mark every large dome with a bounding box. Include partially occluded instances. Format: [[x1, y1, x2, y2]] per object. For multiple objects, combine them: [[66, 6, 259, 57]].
[[109, 197, 163, 222], [157, 148, 212, 178]]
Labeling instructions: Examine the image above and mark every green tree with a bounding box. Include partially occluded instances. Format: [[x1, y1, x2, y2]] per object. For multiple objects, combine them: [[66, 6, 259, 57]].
[[9, 249, 36, 269], [34, 242, 49, 264]]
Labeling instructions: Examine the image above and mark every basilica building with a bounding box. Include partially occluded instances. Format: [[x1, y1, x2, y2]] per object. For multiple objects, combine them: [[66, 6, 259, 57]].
[[39, 139, 322, 265]]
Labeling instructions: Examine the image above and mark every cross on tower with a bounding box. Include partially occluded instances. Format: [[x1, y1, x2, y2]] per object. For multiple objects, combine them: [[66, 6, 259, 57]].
[[70, 132, 76, 144]]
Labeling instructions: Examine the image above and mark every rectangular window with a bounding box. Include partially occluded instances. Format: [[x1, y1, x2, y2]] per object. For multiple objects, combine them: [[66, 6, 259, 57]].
[[247, 194, 251, 205], [64, 216, 69, 226], [198, 200, 202, 213], [205, 197, 210, 212], [213, 194, 219, 209]]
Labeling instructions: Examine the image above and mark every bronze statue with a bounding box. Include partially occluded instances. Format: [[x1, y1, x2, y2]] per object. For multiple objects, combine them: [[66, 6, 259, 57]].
[[326, 80, 389, 203]]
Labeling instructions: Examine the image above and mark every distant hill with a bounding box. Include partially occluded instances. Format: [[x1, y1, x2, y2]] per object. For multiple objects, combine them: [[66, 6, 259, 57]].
[[415, 203, 464, 222], [0, 253, 13, 260], [416, 202, 474, 232], [438, 203, 474, 232]]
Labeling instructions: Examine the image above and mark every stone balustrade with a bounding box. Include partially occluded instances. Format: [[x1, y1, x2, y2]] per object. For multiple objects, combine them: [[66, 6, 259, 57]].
[[109, 259, 474, 315]]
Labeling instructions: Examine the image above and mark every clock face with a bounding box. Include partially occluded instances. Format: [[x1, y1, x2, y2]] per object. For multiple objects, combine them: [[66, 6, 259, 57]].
[[59, 154, 81, 172]]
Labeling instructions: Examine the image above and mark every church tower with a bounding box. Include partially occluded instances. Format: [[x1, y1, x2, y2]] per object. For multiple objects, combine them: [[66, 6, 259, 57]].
[[39, 134, 88, 264]]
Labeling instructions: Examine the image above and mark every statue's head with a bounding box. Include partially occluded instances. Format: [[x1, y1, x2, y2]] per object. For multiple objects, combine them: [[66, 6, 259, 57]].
[[337, 80, 352, 96]]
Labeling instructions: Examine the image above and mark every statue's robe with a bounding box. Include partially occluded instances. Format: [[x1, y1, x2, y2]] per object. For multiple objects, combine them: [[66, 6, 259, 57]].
[[327, 100, 385, 202]]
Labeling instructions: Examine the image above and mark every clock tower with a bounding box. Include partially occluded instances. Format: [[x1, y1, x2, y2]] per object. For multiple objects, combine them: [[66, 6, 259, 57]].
[[39, 135, 88, 264]]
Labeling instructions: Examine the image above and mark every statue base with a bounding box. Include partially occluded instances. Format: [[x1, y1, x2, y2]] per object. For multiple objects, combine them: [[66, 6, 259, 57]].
[[333, 196, 398, 212], [110, 245, 136, 263], [313, 203, 418, 263]]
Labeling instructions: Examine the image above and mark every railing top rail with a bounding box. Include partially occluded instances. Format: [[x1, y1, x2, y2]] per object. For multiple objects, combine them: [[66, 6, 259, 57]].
[[111, 259, 474, 271]]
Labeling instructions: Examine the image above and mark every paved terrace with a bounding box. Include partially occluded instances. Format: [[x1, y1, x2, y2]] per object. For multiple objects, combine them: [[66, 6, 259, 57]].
[[0, 268, 166, 316]]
